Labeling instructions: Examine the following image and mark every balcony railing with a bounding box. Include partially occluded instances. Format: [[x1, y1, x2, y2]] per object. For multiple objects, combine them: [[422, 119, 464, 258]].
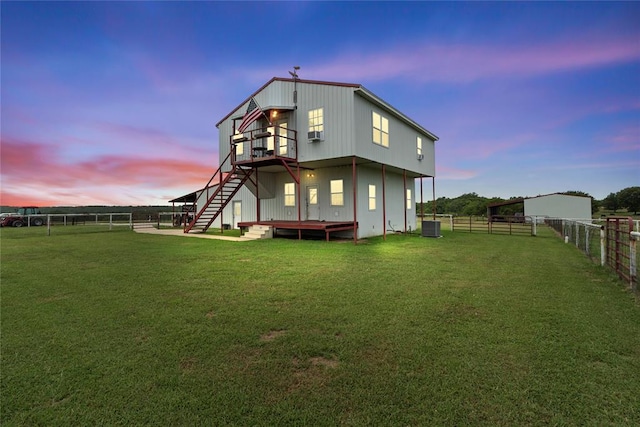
[[231, 126, 297, 165]]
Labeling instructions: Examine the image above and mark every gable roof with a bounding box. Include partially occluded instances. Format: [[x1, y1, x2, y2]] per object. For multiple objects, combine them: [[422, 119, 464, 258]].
[[215, 77, 439, 141]]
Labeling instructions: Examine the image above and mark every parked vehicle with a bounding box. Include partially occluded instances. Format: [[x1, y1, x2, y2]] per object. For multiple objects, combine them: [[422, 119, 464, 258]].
[[0, 207, 46, 227]]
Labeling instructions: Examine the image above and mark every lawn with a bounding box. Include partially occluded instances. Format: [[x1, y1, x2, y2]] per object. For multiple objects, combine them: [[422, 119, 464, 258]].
[[1, 226, 639, 425]]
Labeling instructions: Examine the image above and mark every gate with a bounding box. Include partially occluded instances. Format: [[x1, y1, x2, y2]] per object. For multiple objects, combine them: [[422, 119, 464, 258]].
[[605, 217, 638, 290], [452, 216, 533, 236]]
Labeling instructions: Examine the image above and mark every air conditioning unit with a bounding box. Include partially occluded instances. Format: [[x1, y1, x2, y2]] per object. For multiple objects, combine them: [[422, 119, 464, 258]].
[[417, 154, 424, 160], [307, 131, 322, 142]]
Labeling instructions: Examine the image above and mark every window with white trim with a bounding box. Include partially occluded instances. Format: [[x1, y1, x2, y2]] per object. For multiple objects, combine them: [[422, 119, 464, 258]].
[[284, 182, 295, 207], [330, 179, 344, 206], [406, 189, 412, 210], [372, 111, 389, 147], [417, 137, 422, 157], [235, 141, 244, 156], [308, 108, 324, 132], [368, 185, 376, 211]]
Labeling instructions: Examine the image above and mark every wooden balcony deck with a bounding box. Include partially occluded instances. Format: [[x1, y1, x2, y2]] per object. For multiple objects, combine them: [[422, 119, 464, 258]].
[[238, 220, 358, 241]]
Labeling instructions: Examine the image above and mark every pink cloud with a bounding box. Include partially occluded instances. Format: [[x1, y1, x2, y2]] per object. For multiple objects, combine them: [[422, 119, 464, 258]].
[[0, 138, 216, 206], [300, 34, 639, 84], [604, 125, 640, 153], [435, 165, 478, 181]]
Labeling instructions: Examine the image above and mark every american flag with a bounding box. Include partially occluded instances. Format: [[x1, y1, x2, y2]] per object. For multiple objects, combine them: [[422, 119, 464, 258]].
[[237, 97, 263, 133]]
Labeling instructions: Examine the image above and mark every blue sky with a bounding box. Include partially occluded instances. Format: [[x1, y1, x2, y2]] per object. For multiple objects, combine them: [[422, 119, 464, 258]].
[[2, 1, 639, 206]]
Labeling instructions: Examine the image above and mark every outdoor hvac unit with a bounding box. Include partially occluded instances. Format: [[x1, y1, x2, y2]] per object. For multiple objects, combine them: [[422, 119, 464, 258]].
[[307, 131, 322, 142], [417, 154, 424, 160], [421, 220, 441, 238]]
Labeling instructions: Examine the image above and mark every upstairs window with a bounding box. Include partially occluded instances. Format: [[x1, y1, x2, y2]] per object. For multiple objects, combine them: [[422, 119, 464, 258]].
[[406, 189, 412, 210], [308, 108, 324, 132], [330, 179, 344, 206], [284, 182, 295, 206], [417, 137, 422, 157], [372, 111, 389, 147]]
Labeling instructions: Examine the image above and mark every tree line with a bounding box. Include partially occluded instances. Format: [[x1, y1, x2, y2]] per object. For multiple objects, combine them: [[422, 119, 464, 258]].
[[417, 187, 640, 217]]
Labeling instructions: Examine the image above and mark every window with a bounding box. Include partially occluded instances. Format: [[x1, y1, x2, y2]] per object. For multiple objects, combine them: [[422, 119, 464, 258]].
[[406, 189, 412, 210], [372, 111, 389, 147], [417, 137, 422, 156], [284, 182, 295, 206], [368, 185, 376, 211], [330, 179, 344, 206], [235, 141, 244, 156], [278, 123, 288, 155], [308, 108, 324, 132]]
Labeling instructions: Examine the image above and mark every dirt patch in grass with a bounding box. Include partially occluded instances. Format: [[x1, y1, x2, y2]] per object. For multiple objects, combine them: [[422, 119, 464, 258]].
[[205, 311, 215, 318], [260, 330, 286, 342], [309, 356, 339, 368], [180, 356, 198, 373]]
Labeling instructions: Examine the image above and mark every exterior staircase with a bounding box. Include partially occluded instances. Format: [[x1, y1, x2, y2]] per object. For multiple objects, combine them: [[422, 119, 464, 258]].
[[185, 154, 255, 233], [241, 225, 273, 240]]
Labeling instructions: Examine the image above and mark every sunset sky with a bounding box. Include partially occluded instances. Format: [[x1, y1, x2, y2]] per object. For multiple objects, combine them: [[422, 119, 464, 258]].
[[2, 1, 639, 207]]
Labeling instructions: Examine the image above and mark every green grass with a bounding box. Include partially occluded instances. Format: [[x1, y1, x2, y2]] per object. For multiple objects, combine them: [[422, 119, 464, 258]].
[[1, 227, 639, 425]]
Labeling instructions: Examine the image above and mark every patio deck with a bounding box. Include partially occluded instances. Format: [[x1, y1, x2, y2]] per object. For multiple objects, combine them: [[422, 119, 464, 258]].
[[238, 220, 358, 241]]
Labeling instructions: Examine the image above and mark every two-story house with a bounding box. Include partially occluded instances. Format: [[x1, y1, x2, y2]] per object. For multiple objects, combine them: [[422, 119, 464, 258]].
[[179, 77, 439, 241]]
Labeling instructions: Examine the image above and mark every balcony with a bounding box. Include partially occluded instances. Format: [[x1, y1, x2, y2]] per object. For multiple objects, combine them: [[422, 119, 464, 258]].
[[231, 126, 297, 166]]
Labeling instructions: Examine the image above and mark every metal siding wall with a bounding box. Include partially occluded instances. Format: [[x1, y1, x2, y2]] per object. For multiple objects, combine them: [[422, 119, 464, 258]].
[[296, 83, 355, 162], [353, 94, 435, 177], [524, 195, 592, 219]]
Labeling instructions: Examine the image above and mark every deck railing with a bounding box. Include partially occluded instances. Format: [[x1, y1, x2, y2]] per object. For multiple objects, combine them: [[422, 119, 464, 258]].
[[230, 126, 297, 164]]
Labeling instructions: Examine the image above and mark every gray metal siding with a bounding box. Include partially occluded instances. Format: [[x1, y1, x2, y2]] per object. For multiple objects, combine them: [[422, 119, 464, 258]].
[[295, 83, 356, 162], [354, 94, 435, 176], [524, 195, 592, 219]]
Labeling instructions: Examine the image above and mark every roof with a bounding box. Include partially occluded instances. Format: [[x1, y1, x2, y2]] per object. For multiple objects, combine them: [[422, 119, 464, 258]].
[[487, 192, 591, 208], [215, 77, 439, 141]]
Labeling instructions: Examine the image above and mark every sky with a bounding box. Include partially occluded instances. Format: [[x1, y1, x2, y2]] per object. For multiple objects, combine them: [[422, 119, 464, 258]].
[[1, 1, 639, 207]]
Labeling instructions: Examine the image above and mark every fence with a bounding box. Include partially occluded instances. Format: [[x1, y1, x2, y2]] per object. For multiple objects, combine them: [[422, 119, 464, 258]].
[[546, 217, 638, 291], [451, 215, 534, 236]]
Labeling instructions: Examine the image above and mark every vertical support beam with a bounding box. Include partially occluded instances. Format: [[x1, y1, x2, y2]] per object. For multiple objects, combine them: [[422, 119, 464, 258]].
[[420, 176, 424, 220], [432, 177, 436, 220], [403, 170, 407, 233], [382, 164, 387, 241], [256, 167, 260, 222], [297, 162, 301, 240], [352, 156, 357, 245]]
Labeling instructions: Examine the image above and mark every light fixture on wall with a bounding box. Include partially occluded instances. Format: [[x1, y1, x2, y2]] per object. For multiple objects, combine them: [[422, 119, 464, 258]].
[[307, 172, 315, 178]]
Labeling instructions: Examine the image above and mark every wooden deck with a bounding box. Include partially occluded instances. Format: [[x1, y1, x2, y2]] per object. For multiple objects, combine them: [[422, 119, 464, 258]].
[[238, 220, 358, 241]]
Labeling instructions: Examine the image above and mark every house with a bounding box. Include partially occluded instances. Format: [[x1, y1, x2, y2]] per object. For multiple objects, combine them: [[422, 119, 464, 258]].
[[180, 77, 439, 240]]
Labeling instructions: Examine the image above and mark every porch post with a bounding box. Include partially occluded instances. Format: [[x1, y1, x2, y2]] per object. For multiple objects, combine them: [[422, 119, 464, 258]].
[[432, 176, 436, 220], [352, 156, 357, 245], [403, 170, 407, 233], [256, 168, 260, 222], [382, 164, 386, 241], [297, 162, 301, 240], [420, 176, 424, 220]]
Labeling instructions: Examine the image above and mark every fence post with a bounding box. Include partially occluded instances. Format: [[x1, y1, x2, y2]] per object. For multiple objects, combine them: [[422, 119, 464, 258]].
[[600, 226, 605, 266], [47, 215, 51, 236], [449, 215, 453, 232], [630, 232, 639, 292], [109, 214, 113, 231]]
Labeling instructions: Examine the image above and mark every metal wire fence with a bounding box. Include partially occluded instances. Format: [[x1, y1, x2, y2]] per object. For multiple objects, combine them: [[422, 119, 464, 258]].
[[545, 217, 639, 291]]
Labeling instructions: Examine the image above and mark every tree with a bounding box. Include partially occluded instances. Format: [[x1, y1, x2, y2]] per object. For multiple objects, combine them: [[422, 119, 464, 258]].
[[602, 192, 619, 213], [618, 186, 640, 214]]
